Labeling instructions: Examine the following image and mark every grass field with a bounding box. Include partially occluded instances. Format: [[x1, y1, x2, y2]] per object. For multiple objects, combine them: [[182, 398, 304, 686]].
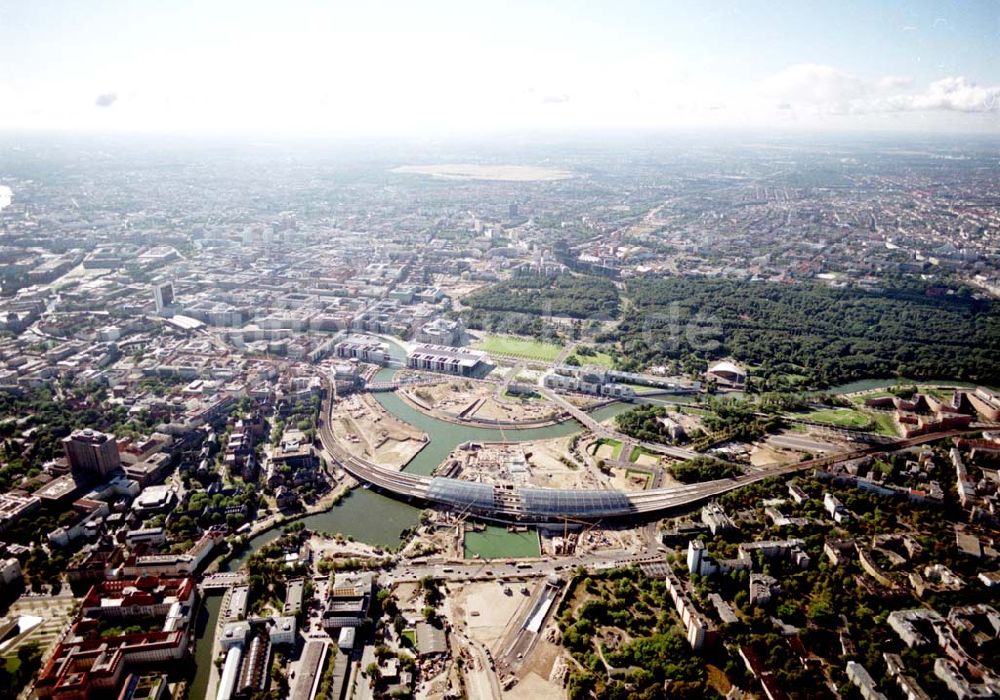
[[870, 411, 900, 437], [464, 525, 540, 559], [569, 351, 616, 369], [779, 373, 810, 386], [473, 335, 563, 362], [802, 407, 873, 429], [402, 629, 416, 647], [847, 390, 895, 405], [590, 437, 623, 461], [628, 445, 656, 462], [625, 383, 659, 396]]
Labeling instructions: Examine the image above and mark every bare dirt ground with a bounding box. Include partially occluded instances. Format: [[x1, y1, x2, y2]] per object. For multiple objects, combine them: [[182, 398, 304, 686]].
[[608, 467, 651, 492], [446, 435, 610, 491], [750, 443, 802, 467], [451, 581, 531, 651], [401, 523, 458, 559], [525, 436, 611, 490], [404, 380, 559, 424], [472, 394, 558, 423], [308, 534, 388, 559], [505, 661, 564, 700], [631, 452, 660, 468], [592, 443, 617, 461], [330, 394, 425, 468], [406, 380, 493, 414]]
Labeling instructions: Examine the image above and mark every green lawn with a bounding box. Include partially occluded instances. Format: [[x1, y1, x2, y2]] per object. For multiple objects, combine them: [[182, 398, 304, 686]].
[[4, 656, 20, 675], [846, 389, 897, 405], [870, 411, 900, 437], [628, 445, 656, 462], [590, 437, 623, 461], [779, 373, 810, 385], [402, 629, 416, 647], [472, 335, 563, 362], [570, 351, 616, 369], [802, 407, 873, 429]]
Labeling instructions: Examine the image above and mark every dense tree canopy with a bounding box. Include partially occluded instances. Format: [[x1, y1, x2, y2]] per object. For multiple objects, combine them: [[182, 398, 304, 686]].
[[463, 273, 620, 320], [605, 277, 1000, 387]]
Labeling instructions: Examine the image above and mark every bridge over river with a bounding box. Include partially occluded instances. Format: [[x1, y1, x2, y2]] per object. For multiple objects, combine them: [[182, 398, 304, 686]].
[[319, 374, 991, 523]]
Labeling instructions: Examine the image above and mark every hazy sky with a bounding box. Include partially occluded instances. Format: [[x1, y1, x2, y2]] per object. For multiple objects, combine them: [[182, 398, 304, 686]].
[[1, 0, 998, 135]]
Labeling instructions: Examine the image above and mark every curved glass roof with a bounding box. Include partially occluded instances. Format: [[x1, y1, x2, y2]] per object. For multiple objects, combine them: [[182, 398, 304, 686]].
[[519, 488, 633, 517], [427, 478, 496, 510]]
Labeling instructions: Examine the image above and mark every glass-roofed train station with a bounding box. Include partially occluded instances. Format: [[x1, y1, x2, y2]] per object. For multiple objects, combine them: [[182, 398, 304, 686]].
[[425, 477, 636, 521]]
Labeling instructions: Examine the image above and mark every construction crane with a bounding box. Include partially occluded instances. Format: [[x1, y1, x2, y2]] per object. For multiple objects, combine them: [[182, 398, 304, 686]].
[[561, 515, 602, 555]]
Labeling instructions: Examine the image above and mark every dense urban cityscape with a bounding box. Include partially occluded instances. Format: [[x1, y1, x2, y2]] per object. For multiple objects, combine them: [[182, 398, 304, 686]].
[[2, 0, 1000, 698], [0, 130, 996, 700]]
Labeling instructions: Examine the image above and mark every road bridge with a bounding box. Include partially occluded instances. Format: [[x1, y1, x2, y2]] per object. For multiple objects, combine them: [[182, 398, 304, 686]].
[[318, 372, 998, 523], [539, 386, 703, 461], [200, 572, 247, 590]]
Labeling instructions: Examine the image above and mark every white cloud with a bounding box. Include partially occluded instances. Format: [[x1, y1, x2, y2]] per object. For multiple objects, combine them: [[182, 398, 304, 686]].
[[895, 77, 999, 113], [758, 63, 869, 108], [756, 64, 999, 118]]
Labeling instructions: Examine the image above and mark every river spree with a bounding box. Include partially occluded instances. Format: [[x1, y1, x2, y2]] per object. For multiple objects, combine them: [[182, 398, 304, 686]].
[[221, 488, 422, 571], [190, 593, 223, 699]]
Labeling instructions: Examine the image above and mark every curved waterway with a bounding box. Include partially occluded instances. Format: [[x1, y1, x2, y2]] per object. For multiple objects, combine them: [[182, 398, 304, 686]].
[[374, 391, 582, 475], [216, 379, 636, 571], [191, 364, 636, 690], [220, 488, 423, 572]]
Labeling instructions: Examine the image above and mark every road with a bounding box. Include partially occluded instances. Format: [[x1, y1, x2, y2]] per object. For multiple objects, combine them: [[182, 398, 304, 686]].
[[495, 579, 561, 680], [767, 432, 846, 453], [318, 372, 999, 522], [457, 629, 503, 700], [538, 386, 702, 461]]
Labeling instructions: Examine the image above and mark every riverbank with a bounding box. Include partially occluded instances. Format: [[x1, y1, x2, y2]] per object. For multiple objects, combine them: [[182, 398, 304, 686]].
[[207, 477, 359, 573], [397, 383, 573, 429]]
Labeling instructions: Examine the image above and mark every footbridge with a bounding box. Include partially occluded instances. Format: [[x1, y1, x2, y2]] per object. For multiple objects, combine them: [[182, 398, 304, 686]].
[[539, 387, 703, 461]]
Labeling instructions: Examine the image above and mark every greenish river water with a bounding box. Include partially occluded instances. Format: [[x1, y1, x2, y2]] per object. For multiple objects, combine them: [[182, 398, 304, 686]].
[[372, 390, 586, 475], [190, 371, 632, 691], [220, 488, 423, 572], [464, 525, 541, 559], [190, 592, 222, 699]]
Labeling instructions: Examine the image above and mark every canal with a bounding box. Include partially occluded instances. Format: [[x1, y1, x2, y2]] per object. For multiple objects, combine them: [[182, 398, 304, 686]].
[[190, 592, 223, 700], [191, 372, 635, 690]]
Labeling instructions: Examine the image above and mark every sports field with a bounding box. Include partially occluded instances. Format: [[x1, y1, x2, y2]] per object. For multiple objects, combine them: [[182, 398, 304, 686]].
[[473, 335, 563, 362]]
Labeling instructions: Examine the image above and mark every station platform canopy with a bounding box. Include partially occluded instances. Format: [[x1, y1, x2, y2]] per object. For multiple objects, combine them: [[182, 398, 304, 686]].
[[519, 487, 633, 518], [427, 478, 496, 510]]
